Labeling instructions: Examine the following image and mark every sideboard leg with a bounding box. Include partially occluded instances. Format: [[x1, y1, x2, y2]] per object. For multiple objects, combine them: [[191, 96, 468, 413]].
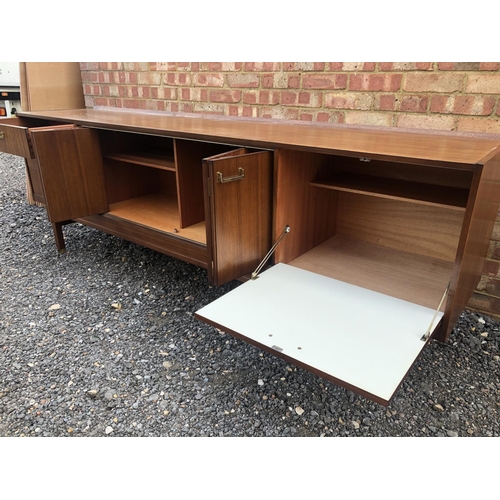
[[52, 222, 67, 254]]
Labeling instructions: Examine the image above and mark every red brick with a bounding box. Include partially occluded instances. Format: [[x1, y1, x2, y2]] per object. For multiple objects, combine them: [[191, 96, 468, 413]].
[[242, 106, 258, 117], [209, 90, 241, 103], [380, 63, 394, 71], [300, 113, 313, 121], [243, 91, 257, 104], [207, 62, 242, 71], [374, 94, 397, 111], [164, 73, 191, 86], [400, 95, 429, 112], [281, 91, 297, 105], [258, 91, 280, 105], [416, 63, 433, 70], [180, 103, 194, 113], [317, 112, 330, 122], [194, 73, 224, 87], [467, 293, 500, 315], [431, 95, 496, 115], [430, 95, 450, 113], [94, 97, 109, 106], [80, 62, 100, 71], [123, 99, 141, 109], [483, 259, 500, 276], [287, 75, 301, 88], [453, 95, 495, 115], [438, 62, 481, 71], [280, 91, 321, 107], [327, 63, 344, 71], [262, 73, 301, 89], [349, 73, 402, 91], [243, 90, 280, 106], [480, 63, 500, 70], [302, 73, 348, 89]]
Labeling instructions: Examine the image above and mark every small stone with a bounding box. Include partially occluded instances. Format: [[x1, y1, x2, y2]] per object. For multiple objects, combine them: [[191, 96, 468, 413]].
[[111, 303, 122, 310], [162, 361, 172, 369], [67, 428, 74, 433], [48, 304, 61, 311], [447, 430, 459, 437], [433, 404, 445, 412], [258, 379, 264, 386], [352, 420, 360, 429], [87, 389, 98, 398], [105, 426, 113, 435], [295, 406, 305, 416], [104, 389, 115, 401]]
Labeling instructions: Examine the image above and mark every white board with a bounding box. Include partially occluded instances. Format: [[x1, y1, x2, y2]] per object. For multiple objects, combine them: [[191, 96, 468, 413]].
[[195, 263, 443, 404]]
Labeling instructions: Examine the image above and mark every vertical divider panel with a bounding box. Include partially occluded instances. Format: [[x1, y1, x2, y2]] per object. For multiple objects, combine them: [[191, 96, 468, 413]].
[[274, 149, 338, 264], [175, 139, 235, 229]]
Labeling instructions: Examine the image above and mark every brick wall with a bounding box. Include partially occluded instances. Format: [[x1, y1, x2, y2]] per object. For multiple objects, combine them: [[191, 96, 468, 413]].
[[80, 62, 500, 319]]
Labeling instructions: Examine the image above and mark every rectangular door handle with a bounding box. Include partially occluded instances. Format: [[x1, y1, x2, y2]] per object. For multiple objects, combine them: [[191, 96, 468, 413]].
[[217, 168, 245, 183]]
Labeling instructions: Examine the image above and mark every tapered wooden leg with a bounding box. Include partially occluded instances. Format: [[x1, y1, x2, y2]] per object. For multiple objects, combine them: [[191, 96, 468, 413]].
[[52, 222, 66, 254]]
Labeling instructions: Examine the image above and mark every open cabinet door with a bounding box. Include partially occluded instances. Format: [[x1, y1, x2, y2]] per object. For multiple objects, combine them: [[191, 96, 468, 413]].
[[203, 149, 273, 286], [30, 126, 108, 223]]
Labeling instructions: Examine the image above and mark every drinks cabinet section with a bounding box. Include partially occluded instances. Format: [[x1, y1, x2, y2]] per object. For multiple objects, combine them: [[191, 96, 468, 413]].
[[272, 148, 474, 338]]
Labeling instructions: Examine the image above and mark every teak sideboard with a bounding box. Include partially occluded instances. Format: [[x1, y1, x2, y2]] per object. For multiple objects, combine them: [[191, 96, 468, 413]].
[[2, 107, 500, 405]]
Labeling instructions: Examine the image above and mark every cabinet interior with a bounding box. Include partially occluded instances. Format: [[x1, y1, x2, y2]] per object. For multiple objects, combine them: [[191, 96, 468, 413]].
[[274, 149, 473, 310], [98, 130, 232, 244]]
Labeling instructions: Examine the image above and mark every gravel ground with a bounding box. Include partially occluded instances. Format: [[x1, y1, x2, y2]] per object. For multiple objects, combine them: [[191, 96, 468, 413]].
[[1, 151, 500, 438]]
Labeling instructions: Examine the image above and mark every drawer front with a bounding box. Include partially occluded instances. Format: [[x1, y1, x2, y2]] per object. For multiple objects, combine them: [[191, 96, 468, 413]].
[[0, 119, 34, 158]]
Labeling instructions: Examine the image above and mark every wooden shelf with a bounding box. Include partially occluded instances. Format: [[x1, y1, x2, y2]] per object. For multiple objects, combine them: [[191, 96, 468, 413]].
[[107, 193, 206, 244], [288, 235, 453, 310], [104, 151, 176, 171], [311, 173, 469, 211]]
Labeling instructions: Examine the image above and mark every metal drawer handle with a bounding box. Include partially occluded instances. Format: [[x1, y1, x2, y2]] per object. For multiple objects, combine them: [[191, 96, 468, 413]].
[[217, 168, 245, 183], [0, 132, 4, 140]]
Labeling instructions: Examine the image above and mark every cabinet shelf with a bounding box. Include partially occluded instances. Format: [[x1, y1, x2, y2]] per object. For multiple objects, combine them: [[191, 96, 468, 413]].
[[104, 151, 176, 171], [107, 193, 206, 244], [288, 235, 453, 310], [311, 173, 469, 211]]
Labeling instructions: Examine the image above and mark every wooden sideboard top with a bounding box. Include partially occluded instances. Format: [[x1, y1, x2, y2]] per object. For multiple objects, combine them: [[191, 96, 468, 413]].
[[17, 107, 500, 168]]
